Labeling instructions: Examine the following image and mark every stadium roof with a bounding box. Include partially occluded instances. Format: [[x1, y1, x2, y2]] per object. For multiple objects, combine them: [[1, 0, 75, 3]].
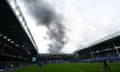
[[78, 31, 120, 50], [0, 0, 38, 58]]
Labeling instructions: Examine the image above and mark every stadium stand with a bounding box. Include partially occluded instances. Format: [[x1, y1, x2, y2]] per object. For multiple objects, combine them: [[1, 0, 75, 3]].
[[38, 54, 75, 64], [0, 0, 38, 71], [76, 32, 120, 62]]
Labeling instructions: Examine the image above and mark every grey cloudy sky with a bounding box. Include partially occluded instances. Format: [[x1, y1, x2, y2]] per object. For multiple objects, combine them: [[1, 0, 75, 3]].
[[8, 0, 120, 54]]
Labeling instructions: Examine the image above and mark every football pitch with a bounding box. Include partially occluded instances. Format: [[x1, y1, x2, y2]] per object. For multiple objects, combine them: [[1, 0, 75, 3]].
[[9, 63, 120, 72]]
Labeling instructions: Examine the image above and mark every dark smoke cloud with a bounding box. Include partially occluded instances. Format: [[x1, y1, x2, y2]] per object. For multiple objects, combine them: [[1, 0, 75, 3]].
[[22, 0, 68, 53], [47, 23, 68, 53], [23, 0, 57, 26]]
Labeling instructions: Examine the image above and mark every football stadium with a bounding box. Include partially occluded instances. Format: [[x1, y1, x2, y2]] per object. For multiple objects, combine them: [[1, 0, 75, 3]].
[[1, 0, 120, 72]]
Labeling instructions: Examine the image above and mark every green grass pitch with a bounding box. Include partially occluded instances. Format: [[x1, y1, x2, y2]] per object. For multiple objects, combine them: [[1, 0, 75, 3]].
[[9, 63, 120, 72]]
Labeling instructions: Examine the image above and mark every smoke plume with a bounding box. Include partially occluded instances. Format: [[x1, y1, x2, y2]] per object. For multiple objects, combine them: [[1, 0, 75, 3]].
[[22, 0, 68, 53]]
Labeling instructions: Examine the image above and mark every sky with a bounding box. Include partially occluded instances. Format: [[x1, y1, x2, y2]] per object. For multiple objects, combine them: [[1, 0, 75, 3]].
[[8, 0, 120, 54]]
